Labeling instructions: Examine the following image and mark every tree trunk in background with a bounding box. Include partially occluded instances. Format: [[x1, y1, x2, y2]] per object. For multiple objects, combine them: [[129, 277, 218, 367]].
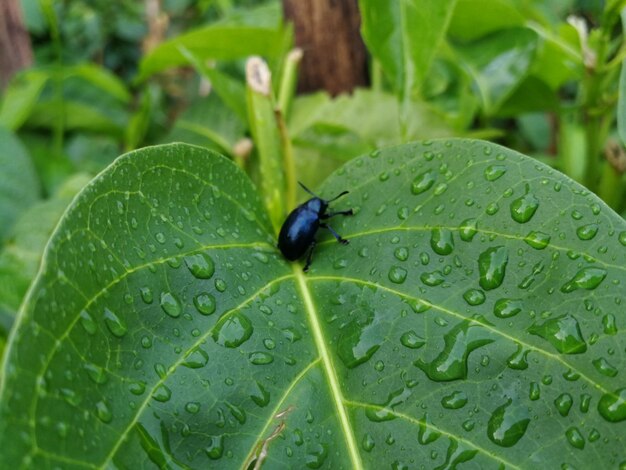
[[0, 0, 33, 90], [282, 0, 367, 96]]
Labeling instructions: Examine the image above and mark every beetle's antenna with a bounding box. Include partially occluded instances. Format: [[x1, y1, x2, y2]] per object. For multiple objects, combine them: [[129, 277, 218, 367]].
[[327, 190, 349, 202], [298, 181, 318, 198]]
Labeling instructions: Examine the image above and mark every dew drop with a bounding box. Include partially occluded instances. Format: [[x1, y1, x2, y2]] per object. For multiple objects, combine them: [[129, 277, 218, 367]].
[[250, 381, 270, 407], [576, 223, 599, 241], [529, 382, 540, 400], [509, 186, 539, 223], [185, 402, 201, 414], [337, 315, 383, 369], [388, 266, 407, 284], [160, 292, 182, 318], [430, 228, 454, 255], [194, 292, 216, 315], [79, 310, 97, 335], [185, 253, 215, 279], [365, 388, 411, 422], [565, 427, 585, 449], [305, 443, 328, 469], [152, 384, 172, 402], [411, 299, 431, 313], [602, 313, 617, 335], [400, 330, 425, 349], [183, 347, 209, 368], [580, 393, 591, 413], [618, 231, 626, 246], [362, 433, 375, 452], [598, 388, 626, 422], [420, 270, 445, 286], [215, 278, 227, 292], [411, 170, 437, 194], [139, 287, 153, 304], [84, 363, 107, 384], [418, 413, 441, 444], [103, 308, 127, 338], [593, 357, 618, 377], [560, 267, 607, 293], [205, 435, 224, 460], [415, 318, 494, 381], [493, 298, 523, 319], [129, 381, 146, 395], [554, 393, 573, 416], [441, 391, 468, 409], [524, 231, 551, 250], [397, 206, 409, 220], [484, 165, 507, 181], [459, 218, 478, 242], [463, 289, 485, 306], [249, 351, 274, 365], [506, 344, 529, 370], [212, 313, 254, 348], [528, 314, 587, 354], [478, 246, 508, 290], [394, 247, 409, 261], [60, 388, 81, 406], [226, 402, 246, 424], [95, 400, 112, 423], [487, 399, 530, 447]]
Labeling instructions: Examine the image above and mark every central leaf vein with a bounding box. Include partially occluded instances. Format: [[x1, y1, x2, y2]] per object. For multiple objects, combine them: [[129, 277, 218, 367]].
[[293, 266, 363, 470]]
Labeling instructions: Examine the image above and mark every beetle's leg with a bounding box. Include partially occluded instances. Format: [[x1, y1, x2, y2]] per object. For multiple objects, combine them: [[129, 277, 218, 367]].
[[303, 240, 317, 272], [320, 223, 349, 244], [321, 209, 353, 219]]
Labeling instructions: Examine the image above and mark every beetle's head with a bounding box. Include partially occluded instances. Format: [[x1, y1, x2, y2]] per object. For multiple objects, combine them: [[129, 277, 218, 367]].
[[304, 197, 326, 214]]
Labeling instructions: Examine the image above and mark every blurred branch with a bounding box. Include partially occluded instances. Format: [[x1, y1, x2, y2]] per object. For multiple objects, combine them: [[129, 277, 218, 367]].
[[0, 0, 33, 90]]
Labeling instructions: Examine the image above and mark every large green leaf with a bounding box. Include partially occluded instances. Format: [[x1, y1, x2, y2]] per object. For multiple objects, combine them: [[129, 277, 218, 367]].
[[1, 141, 626, 468]]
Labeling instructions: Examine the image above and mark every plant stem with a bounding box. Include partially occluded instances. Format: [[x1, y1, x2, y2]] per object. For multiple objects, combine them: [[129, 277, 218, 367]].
[[246, 57, 285, 234], [275, 109, 297, 211], [277, 48, 302, 120], [41, 0, 65, 157]]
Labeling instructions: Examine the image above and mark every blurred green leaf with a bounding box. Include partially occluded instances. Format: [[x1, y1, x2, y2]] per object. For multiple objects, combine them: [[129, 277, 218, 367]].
[[179, 46, 248, 123], [139, 26, 287, 80], [216, 1, 282, 28], [455, 28, 538, 116], [165, 94, 245, 155], [291, 89, 454, 150], [0, 174, 89, 318], [27, 100, 126, 135], [528, 22, 583, 89], [0, 129, 40, 241], [359, 0, 457, 98], [0, 71, 48, 131], [449, 0, 524, 42], [21, 67, 130, 136], [293, 123, 373, 161], [559, 117, 587, 184], [496, 76, 560, 116], [517, 113, 552, 151], [65, 135, 120, 174], [62, 64, 132, 103], [617, 9, 626, 146], [20, 0, 46, 34]]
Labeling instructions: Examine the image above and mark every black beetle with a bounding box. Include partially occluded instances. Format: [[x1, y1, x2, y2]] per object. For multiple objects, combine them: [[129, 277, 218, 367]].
[[278, 182, 353, 271]]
